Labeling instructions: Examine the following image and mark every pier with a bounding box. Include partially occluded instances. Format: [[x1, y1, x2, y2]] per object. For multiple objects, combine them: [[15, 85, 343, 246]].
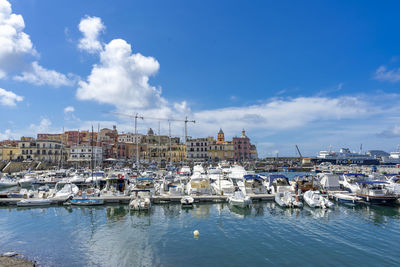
[[0, 193, 318, 206]]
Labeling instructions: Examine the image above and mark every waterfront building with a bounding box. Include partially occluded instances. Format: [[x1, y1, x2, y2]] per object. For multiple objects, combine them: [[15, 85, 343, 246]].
[[98, 126, 118, 143], [117, 133, 143, 144], [187, 137, 214, 162], [0, 145, 19, 160], [37, 133, 64, 143], [18, 139, 67, 163], [208, 129, 234, 162], [69, 145, 102, 166], [233, 129, 252, 161]]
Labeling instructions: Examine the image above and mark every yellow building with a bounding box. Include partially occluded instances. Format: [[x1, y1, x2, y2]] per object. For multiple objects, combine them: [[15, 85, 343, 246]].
[[0, 146, 19, 160], [208, 129, 234, 162]]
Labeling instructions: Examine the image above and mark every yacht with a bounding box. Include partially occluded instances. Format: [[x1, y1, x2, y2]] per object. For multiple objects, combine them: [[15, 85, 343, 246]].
[[186, 165, 211, 195]]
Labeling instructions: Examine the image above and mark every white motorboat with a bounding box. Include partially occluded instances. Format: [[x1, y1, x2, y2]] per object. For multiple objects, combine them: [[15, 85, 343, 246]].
[[211, 177, 234, 196], [181, 196, 194, 208], [228, 190, 251, 208], [0, 178, 17, 188], [317, 173, 341, 191], [129, 190, 151, 211], [17, 199, 51, 207], [384, 174, 400, 196], [18, 173, 38, 187], [244, 174, 267, 194], [275, 191, 303, 208], [187, 166, 211, 195], [53, 182, 79, 199], [356, 181, 397, 205], [265, 174, 292, 194], [304, 190, 334, 208], [340, 173, 367, 193], [69, 174, 86, 184], [333, 193, 362, 205]]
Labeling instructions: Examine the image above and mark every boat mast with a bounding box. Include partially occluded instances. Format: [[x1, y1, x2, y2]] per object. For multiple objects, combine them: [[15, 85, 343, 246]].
[[91, 125, 94, 181]]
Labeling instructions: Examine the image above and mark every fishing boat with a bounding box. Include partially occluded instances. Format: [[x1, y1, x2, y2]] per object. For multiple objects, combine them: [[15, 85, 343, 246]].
[[181, 196, 194, 208], [356, 181, 397, 205], [275, 191, 303, 208], [228, 189, 251, 208], [333, 193, 362, 205], [293, 175, 318, 192], [304, 190, 334, 208], [17, 199, 51, 207]]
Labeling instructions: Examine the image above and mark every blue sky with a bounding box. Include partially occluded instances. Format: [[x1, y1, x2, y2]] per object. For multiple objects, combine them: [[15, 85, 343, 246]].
[[1, 0, 400, 157]]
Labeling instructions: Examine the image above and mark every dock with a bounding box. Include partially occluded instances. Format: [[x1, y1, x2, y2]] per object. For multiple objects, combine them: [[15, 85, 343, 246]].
[[0, 191, 350, 206]]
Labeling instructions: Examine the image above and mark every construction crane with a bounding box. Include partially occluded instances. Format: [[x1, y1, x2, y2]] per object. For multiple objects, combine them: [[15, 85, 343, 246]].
[[295, 144, 303, 167], [295, 145, 303, 158], [108, 112, 195, 167]]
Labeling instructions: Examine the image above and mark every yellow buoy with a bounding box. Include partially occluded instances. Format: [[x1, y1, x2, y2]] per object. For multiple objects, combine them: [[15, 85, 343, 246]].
[[193, 230, 199, 238]]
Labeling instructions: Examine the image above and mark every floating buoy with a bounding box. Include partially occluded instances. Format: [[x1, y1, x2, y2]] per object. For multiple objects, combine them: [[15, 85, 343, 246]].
[[193, 230, 199, 238]]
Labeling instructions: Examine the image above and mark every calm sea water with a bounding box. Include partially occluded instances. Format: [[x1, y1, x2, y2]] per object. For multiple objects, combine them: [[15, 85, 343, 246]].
[[1, 202, 400, 266]]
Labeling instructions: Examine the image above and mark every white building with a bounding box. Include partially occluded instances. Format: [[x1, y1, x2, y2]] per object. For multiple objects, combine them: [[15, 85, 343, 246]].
[[186, 137, 214, 162], [117, 133, 143, 144], [69, 145, 102, 165]]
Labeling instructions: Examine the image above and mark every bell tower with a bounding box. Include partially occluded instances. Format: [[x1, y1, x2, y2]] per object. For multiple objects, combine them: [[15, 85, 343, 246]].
[[217, 128, 225, 143]]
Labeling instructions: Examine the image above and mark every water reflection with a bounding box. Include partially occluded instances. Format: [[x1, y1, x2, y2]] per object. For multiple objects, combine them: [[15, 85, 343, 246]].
[[190, 204, 211, 219], [228, 204, 252, 218], [106, 205, 129, 221]]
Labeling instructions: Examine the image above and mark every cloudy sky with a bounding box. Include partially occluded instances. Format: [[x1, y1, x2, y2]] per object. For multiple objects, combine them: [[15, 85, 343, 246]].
[[1, 0, 400, 157]]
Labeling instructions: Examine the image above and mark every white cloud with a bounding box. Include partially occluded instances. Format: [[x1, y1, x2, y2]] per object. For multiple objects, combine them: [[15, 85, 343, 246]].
[[0, 0, 75, 87], [64, 106, 75, 113], [29, 118, 52, 134], [77, 38, 165, 110], [0, 0, 37, 75], [78, 16, 105, 54], [0, 87, 23, 106], [13, 61, 75, 87], [0, 129, 18, 140], [191, 96, 370, 137], [374, 65, 400, 82]]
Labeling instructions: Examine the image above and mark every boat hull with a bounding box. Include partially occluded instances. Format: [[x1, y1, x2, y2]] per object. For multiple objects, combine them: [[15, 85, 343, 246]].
[[17, 200, 51, 207], [70, 198, 104, 206], [357, 194, 397, 205]]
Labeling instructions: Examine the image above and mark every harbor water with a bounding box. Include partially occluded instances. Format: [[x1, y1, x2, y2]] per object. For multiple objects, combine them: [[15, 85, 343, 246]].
[[1, 202, 400, 266]]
